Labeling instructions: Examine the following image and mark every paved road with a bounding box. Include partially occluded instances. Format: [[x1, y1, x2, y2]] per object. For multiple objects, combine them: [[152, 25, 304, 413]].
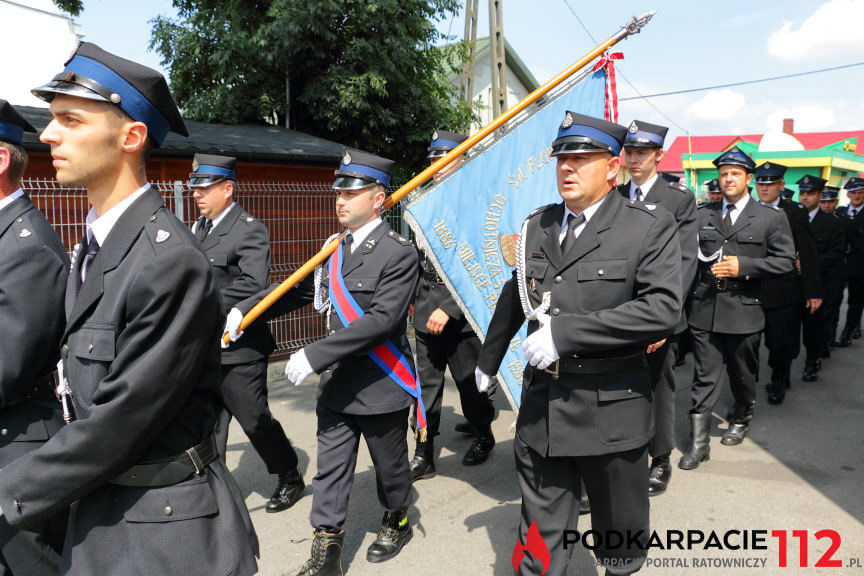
[[227, 332, 864, 576]]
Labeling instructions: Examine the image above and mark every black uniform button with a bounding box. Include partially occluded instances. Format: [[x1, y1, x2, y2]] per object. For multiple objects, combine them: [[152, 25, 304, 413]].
[[552, 308, 560, 316], [554, 276, 563, 283]]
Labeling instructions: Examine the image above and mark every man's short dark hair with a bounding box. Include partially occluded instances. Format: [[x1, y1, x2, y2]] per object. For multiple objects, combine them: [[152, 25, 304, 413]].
[[0, 141, 29, 184]]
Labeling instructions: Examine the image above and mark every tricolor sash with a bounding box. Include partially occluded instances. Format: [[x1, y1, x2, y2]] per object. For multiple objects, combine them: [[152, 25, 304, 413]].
[[328, 240, 427, 437]]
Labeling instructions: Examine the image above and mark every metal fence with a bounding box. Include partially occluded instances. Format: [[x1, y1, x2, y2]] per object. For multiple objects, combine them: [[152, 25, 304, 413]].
[[24, 177, 404, 354]]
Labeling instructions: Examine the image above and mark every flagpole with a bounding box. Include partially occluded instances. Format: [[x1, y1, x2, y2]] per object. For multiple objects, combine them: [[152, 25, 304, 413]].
[[224, 11, 656, 344]]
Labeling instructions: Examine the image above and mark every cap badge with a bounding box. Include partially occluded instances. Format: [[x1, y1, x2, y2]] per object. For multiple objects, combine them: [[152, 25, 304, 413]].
[[562, 113, 574, 128], [155, 229, 171, 243], [192, 158, 199, 171], [629, 121, 639, 133], [342, 151, 352, 166], [431, 130, 439, 141]]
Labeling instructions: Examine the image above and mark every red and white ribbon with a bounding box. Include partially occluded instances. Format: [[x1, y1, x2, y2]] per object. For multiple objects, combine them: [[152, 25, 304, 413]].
[[592, 51, 624, 123]]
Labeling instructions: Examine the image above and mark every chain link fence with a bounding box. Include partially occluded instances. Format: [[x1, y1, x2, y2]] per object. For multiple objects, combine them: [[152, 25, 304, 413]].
[[24, 177, 404, 355]]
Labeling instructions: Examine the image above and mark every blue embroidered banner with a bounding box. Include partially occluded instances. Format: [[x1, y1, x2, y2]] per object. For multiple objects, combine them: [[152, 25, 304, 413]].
[[404, 70, 607, 409]]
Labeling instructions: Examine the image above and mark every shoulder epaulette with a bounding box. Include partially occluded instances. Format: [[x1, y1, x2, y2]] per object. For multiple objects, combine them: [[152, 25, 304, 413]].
[[144, 211, 182, 250], [386, 229, 413, 246], [527, 202, 557, 220]]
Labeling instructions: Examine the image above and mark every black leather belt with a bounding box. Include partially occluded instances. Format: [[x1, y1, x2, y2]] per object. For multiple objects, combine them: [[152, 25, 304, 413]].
[[3, 373, 56, 409], [422, 269, 441, 282], [711, 278, 757, 292], [543, 351, 646, 376], [111, 436, 217, 487]]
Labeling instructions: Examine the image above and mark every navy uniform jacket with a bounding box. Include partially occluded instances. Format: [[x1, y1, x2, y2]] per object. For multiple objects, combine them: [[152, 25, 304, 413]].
[[760, 199, 822, 307], [810, 210, 847, 275], [0, 188, 258, 576], [0, 193, 68, 465], [194, 204, 274, 364], [836, 206, 864, 277], [239, 220, 419, 415], [414, 250, 472, 335], [617, 178, 698, 333], [477, 192, 682, 457], [688, 198, 795, 334]]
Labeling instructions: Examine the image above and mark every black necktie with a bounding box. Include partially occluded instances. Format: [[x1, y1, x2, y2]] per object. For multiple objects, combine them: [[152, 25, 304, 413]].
[[196, 218, 212, 241], [344, 233, 354, 257], [561, 213, 586, 253], [81, 234, 100, 284], [723, 204, 736, 230], [635, 187, 643, 202]]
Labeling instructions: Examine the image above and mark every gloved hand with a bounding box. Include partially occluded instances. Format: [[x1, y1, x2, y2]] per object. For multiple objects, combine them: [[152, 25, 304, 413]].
[[522, 314, 559, 370], [475, 367, 496, 393], [284, 349, 314, 386], [222, 308, 244, 348]]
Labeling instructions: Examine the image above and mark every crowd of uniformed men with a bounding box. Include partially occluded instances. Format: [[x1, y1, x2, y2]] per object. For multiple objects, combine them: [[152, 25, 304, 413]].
[[1, 42, 862, 576]]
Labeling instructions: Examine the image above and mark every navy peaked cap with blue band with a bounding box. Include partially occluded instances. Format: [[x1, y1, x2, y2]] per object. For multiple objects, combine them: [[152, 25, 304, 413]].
[[780, 187, 795, 199], [31, 42, 188, 147], [844, 177, 864, 192], [0, 99, 36, 146], [551, 111, 628, 157], [706, 178, 720, 192], [821, 185, 839, 200], [333, 149, 394, 190], [189, 153, 237, 188], [428, 129, 467, 159], [797, 174, 826, 192], [754, 161, 787, 183], [713, 146, 756, 172], [624, 119, 668, 148]]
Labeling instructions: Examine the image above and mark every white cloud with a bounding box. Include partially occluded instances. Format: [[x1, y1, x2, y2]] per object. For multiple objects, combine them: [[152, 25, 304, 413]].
[[767, 0, 864, 62], [763, 105, 839, 132], [684, 89, 746, 122]]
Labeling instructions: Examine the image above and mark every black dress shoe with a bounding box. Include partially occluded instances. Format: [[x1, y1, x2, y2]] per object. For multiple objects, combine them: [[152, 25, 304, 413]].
[[266, 471, 305, 513], [720, 423, 749, 446], [297, 530, 343, 576], [454, 420, 478, 436], [767, 385, 785, 405], [802, 361, 819, 382], [409, 440, 435, 482], [853, 327, 862, 339], [837, 332, 853, 347], [648, 461, 671, 497], [366, 509, 412, 563], [462, 431, 495, 465]]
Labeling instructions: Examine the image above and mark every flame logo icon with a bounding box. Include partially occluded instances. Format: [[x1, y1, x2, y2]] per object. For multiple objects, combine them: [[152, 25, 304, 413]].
[[512, 521, 551, 574]]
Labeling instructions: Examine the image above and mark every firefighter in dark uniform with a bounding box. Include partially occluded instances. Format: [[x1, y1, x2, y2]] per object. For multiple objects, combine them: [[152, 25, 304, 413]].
[[679, 147, 795, 470], [189, 153, 304, 512], [617, 120, 697, 497], [409, 129, 496, 482], [0, 43, 259, 575], [706, 178, 722, 204], [836, 177, 864, 346], [820, 189, 840, 214], [781, 187, 797, 202], [754, 162, 821, 404], [476, 112, 682, 576], [225, 150, 419, 576], [0, 100, 68, 576], [798, 184, 846, 381]]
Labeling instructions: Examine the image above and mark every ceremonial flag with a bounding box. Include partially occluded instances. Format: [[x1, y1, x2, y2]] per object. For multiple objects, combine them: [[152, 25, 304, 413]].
[[404, 69, 609, 409]]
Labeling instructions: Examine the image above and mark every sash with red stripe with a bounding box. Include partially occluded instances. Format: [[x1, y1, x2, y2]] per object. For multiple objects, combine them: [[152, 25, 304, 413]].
[[328, 240, 427, 437]]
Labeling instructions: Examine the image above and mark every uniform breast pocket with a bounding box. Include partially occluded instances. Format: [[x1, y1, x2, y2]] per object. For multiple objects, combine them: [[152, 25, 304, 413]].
[[737, 232, 764, 255], [68, 324, 116, 406], [346, 276, 378, 293], [525, 259, 549, 293], [206, 253, 230, 268], [575, 259, 627, 282], [698, 229, 722, 253]]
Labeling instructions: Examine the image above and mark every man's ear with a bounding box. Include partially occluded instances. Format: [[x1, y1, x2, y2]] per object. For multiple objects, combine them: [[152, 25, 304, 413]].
[[120, 121, 149, 154]]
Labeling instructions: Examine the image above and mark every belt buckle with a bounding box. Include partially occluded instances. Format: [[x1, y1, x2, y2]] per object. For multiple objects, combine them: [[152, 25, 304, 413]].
[[544, 360, 560, 377], [715, 278, 728, 292], [185, 446, 204, 475]]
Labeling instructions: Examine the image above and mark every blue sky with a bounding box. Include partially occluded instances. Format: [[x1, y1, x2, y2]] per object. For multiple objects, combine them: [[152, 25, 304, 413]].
[[51, 0, 864, 145]]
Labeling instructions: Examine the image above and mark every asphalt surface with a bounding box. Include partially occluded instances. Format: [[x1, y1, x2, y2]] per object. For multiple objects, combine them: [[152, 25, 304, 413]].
[[226, 324, 864, 576]]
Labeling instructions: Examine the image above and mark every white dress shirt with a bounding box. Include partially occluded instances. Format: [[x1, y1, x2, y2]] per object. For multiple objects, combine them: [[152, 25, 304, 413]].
[[0, 188, 24, 213], [629, 174, 658, 202], [559, 194, 607, 245]]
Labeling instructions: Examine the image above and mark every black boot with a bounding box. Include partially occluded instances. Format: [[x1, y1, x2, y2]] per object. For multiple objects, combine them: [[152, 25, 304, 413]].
[[462, 429, 495, 465], [296, 530, 343, 576], [802, 359, 819, 382], [767, 374, 785, 405], [267, 471, 305, 513], [721, 422, 749, 446], [409, 439, 435, 482], [454, 420, 478, 436], [678, 413, 711, 470], [838, 327, 853, 347], [366, 509, 412, 563], [783, 366, 792, 390], [648, 455, 671, 497], [853, 326, 862, 339]]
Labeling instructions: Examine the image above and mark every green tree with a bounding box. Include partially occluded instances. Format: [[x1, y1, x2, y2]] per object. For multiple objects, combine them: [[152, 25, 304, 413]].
[[53, 0, 83, 15], [150, 0, 474, 178]]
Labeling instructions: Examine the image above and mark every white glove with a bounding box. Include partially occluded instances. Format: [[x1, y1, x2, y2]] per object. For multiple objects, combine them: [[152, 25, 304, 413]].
[[475, 367, 495, 393], [522, 314, 559, 370], [284, 349, 314, 386], [222, 307, 244, 348]]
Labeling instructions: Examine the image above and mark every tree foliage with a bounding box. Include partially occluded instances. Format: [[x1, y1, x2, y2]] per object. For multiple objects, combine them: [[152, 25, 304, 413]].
[[150, 0, 474, 178], [53, 0, 83, 15]]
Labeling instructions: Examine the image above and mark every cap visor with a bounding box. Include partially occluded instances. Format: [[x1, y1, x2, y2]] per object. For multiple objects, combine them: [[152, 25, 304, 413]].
[[31, 80, 110, 103], [332, 176, 377, 191], [189, 175, 225, 188]]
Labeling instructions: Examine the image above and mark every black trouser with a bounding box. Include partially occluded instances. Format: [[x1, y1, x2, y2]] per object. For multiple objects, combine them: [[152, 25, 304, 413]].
[[414, 328, 494, 436], [310, 405, 411, 531], [647, 338, 675, 459], [514, 436, 648, 576], [214, 359, 298, 475], [802, 306, 826, 362], [763, 303, 803, 373], [844, 276, 864, 334], [820, 274, 845, 344], [690, 328, 760, 422]]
